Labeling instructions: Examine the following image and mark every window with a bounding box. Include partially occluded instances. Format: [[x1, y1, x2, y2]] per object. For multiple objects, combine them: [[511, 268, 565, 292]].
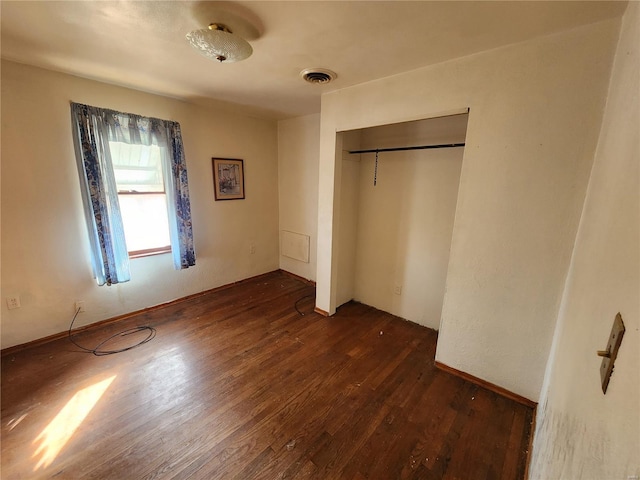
[[71, 102, 196, 286], [110, 142, 171, 257]]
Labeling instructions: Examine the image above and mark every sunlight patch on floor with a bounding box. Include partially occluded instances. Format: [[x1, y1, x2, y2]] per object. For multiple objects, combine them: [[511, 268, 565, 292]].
[[7, 413, 28, 431], [32, 375, 116, 471]]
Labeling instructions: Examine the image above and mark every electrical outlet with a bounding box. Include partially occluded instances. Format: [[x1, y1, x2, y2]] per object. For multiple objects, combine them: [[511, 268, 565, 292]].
[[394, 285, 402, 295], [74, 301, 85, 313], [250, 244, 256, 254], [6, 296, 21, 310]]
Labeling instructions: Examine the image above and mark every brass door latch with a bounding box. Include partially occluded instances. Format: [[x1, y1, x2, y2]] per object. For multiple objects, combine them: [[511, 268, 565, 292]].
[[598, 313, 625, 394]]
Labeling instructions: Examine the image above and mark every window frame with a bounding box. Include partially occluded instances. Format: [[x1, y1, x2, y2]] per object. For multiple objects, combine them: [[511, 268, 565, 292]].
[[118, 190, 172, 258]]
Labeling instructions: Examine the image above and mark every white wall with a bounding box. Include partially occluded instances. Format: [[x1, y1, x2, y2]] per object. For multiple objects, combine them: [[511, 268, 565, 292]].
[[530, 3, 639, 478], [335, 148, 361, 307], [316, 19, 620, 401], [1, 60, 279, 349], [337, 116, 465, 329], [353, 148, 462, 330], [277, 114, 320, 281]]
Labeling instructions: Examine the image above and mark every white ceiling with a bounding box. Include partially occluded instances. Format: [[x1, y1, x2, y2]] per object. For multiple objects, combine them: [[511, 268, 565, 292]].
[[0, 1, 627, 120]]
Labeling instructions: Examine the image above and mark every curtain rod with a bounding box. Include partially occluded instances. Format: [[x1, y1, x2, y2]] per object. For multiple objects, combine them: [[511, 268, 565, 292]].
[[348, 142, 465, 154]]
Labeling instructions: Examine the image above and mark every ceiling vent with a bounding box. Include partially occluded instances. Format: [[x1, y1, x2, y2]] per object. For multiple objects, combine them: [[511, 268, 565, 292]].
[[300, 68, 337, 84]]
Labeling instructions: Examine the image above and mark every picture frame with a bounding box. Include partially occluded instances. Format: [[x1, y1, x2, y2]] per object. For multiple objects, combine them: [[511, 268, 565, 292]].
[[212, 158, 245, 200]]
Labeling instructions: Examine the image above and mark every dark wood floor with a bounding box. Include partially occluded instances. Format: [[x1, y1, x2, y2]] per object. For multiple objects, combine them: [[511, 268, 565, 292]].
[[1, 271, 533, 479]]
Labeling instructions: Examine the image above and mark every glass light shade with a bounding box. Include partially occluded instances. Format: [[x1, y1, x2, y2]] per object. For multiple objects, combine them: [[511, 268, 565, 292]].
[[186, 25, 252, 63]]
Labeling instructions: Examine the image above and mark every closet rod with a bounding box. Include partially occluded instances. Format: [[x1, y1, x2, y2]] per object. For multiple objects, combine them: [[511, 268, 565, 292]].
[[348, 142, 465, 154]]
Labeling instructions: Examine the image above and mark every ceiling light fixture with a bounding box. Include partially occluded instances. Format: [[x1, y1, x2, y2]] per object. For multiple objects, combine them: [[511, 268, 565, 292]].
[[186, 23, 252, 63]]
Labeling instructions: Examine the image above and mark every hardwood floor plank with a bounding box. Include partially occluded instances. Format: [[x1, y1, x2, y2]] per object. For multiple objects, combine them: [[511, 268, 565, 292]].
[[1, 271, 534, 479], [500, 407, 531, 480]]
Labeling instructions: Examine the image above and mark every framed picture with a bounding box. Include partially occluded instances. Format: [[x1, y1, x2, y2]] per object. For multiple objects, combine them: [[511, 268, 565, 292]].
[[212, 158, 245, 200]]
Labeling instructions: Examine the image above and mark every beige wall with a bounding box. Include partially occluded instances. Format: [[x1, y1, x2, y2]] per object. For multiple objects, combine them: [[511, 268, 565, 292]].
[[277, 114, 320, 281], [335, 148, 360, 307], [317, 19, 620, 401], [530, 3, 639, 478], [1, 60, 279, 349], [337, 116, 465, 329], [352, 148, 462, 330]]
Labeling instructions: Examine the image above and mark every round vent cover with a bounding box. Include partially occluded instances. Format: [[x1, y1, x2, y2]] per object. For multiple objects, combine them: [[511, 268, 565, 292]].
[[300, 68, 337, 84]]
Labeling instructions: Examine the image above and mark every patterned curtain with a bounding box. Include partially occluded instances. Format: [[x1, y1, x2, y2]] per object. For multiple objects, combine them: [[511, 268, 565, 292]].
[[162, 122, 196, 269], [71, 103, 131, 285], [71, 102, 196, 285]]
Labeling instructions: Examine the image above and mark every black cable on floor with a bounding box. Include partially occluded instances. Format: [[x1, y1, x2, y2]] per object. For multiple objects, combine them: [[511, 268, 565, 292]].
[[294, 293, 316, 316], [68, 307, 156, 356]]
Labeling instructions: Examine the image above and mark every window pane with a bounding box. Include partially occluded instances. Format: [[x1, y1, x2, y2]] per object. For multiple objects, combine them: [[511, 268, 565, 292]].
[[110, 142, 164, 192], [118, 194, 170, 252]]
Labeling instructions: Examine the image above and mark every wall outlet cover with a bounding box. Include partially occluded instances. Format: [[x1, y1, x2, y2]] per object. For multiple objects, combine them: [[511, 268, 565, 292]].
[[6, 297, 21, 309]]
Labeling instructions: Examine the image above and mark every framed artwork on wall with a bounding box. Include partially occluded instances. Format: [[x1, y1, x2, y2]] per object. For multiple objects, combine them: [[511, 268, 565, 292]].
[[212, 158, 245, 200]]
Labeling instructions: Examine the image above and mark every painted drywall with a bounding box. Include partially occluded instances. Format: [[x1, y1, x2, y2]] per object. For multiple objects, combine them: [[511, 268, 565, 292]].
[[277, 114, 320, 281], [529, 3, 639, 478], [335, 149, 361, 308], [316, 19, 620, 401], [335, 115, 466, 329], [1, 60, 279, 349], [353, 113, 469, 152], [352, 148, 462, 330]]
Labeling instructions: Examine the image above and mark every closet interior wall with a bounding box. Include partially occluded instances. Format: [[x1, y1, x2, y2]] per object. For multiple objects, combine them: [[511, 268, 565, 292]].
[[336, 114, 468, 330]]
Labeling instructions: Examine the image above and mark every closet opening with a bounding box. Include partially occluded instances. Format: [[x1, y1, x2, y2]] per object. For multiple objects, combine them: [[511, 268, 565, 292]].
[[334, 112, 468, 332]]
